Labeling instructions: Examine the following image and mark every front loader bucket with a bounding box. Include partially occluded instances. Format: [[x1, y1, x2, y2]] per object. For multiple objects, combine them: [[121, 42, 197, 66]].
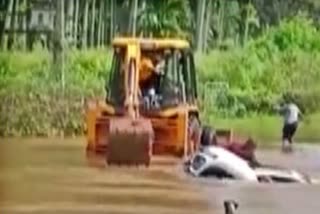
[[107, 118, 154, 166]]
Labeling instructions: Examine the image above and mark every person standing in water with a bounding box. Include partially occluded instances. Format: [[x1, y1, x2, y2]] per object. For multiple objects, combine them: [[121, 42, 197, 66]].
[[275, 97, 303, 152]]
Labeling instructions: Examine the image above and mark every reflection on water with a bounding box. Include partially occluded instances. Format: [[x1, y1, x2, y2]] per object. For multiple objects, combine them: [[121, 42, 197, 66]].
[[1, 138, 320, 214]]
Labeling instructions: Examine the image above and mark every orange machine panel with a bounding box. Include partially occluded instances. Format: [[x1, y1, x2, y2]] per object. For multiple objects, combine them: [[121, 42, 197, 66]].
[[150, 113, 187, 156]]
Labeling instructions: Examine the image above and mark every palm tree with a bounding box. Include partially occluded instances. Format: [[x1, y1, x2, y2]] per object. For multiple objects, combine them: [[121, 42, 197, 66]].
[[73, 0, 79, 46], [82, 0, 89, 48], [66, 0, 74, 47], [129, 0, 139, 36], [90, 0, 96, 47], [3, 0, 14, 49], [195, 0, 207, 52], [53, 0, 65, 89], [138, 0, 191, 38]]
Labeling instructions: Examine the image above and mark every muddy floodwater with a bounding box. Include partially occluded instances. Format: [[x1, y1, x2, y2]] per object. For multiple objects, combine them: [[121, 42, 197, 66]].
[[1, 138, 320, 214]]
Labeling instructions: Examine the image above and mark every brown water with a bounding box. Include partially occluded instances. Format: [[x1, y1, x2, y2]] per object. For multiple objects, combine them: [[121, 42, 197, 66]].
[[1, 138, 320, 214], [183, 144, 320, 214], [0, 138, 209, 214]]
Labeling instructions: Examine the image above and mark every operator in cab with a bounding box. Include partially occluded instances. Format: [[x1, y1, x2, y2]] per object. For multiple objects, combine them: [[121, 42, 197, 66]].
[[139, 55, 164, 96], [138, 55, 165, 110]]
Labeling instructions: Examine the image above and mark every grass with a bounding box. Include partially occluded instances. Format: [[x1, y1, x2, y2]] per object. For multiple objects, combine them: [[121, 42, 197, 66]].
[[2, 17, 320, 140], [208, 113, 320, 144]]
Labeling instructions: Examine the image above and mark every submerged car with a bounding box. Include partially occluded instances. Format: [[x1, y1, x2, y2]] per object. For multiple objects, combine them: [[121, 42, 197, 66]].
[[187, 146, 313, 184], [254, 165, 313, 184], [187, 146, 258, 181]]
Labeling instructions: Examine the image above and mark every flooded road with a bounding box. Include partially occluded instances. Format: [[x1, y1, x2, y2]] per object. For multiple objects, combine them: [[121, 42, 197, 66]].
[[0, 138, 209, 214], [1, 138, 320, 214]]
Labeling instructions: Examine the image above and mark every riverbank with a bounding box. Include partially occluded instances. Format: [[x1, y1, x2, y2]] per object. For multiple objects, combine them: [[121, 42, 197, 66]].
[[2, 112, 320, 146], [210, 113, 320, 144]]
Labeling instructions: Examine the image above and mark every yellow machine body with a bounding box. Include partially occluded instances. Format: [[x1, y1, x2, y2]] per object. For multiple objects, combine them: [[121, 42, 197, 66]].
[[86, 37, 200, 166]]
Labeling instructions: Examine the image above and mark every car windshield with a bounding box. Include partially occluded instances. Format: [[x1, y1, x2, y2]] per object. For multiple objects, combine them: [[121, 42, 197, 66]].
[[200, 166, 235, 179]]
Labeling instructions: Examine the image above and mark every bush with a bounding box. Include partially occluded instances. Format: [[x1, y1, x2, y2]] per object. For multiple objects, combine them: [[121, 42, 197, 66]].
[[197, 15, 320, 119], [0, 49, 111, 137], [1, 15, 320, 137]]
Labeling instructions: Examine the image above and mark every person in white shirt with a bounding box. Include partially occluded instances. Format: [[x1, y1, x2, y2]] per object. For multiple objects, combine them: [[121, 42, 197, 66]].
[[275, 99, 303, 151]]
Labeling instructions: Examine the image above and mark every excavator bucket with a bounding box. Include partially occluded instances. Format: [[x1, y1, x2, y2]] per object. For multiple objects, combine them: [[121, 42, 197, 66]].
[[107, 117, 154, 166]]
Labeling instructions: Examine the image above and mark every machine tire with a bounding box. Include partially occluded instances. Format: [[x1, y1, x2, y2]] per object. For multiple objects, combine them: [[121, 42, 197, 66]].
[[200, 125, 216, 146], [188, 115, 201, 155]]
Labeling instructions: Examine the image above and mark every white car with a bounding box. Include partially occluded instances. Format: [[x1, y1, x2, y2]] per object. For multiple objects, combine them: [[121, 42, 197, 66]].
[[254, 166, 311, 184], [187, 146, 313, 184], [187, 146, 258, 181]]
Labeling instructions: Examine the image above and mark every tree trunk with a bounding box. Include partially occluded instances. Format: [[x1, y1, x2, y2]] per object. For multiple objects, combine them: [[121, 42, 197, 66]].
[[129, 0, 138, 36], [14, 0, 19, 27], [195, 0, 206, 52], [3, 0, 14, 50], [138, 0, 146, 36], [244, 4, 250, 45], [82, 0, 89, 48], [12, 0, 19, 48], [97, 0, 103, 47], [109, 0, 114, 43], [22, 0, 27, 50], [66, 0, 74, 47], [101, 0, 106, 47], [74, 0, 79, 46], [101, 22, 105, 47], [53, 0, 65, 89], [103, 0, 109, 45], [203, 0, 213, 51], [217, 0, 225, 46], [90, 0, 96, 47]]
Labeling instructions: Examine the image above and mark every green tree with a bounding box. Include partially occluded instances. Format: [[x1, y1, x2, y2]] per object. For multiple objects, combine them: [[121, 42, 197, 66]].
[[137, 0, 191, 38]]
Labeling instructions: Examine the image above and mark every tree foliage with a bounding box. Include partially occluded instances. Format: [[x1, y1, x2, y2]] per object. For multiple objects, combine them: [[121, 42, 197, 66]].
[[1, 1, 320, 136], [198, 15, 320, 118], [1, 0, 320, 51]]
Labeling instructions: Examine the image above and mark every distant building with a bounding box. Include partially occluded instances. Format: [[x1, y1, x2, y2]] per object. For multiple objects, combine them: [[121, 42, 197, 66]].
[[1, 0, 56, 49], [2, 0, 55, 32], [28, 0, 55, 49], [29, 0, 55, 31]]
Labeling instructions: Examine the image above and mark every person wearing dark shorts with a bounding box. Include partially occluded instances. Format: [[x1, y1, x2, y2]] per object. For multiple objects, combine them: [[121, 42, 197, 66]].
[[282, 121, 298, 144], [276, 102, 302, 151]]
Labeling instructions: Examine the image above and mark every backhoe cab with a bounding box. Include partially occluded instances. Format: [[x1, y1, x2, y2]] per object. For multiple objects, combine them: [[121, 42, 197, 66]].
[[86, 38, 202, 166]]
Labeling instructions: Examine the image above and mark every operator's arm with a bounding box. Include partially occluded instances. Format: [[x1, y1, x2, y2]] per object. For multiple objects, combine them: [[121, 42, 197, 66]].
[[154, 60, 165, 75], [274, 104, 286, 115]]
